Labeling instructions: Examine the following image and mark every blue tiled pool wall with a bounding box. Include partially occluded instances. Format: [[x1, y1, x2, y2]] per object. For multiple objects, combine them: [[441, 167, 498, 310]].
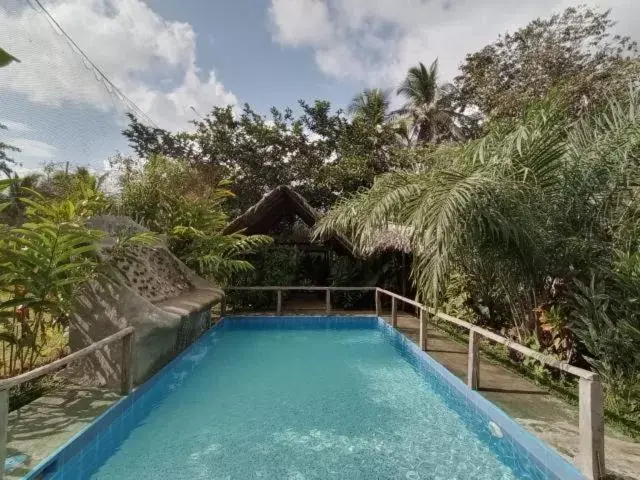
[[25, 330, 216, 480], [25, 315, 584, 480], [374, 319, 585, 480], [218, 314, 379, 330]]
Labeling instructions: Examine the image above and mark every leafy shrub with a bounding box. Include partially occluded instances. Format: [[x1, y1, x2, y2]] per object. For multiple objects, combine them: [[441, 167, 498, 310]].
[[113, 155, 272, 284], [571, 254, 640, 411], [0, 180, 103, 375]]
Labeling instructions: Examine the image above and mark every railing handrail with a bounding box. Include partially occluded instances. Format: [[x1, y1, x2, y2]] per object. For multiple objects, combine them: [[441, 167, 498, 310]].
[[375, 287, 604, 479], [376, 288, 596, 381], [0, 326, 135, 391], [223, 285, 596, 381], [375, 288, 423, 308], [225, 286, 376, 291]]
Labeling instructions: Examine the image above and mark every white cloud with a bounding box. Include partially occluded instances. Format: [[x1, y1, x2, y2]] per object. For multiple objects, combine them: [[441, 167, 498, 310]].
[[0, 120, 31, 134], [0, 0, 237, 131], [269, 0, 640, 87], [269, 0, 334, 47], [9, 138, 57, 159]]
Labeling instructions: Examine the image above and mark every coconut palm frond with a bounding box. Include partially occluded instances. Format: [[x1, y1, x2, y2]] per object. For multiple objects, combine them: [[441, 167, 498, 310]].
[[314, 86, 620, 303], [348, 88, 391, 126]]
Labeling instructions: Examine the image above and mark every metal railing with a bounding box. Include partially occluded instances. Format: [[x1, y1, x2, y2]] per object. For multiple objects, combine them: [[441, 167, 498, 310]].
[[223, 286, 377, 315], [223, 286, 604, 480], [375, 287, 603, 480], [0, 327, 135, 479], [2, 285, 606, 480]]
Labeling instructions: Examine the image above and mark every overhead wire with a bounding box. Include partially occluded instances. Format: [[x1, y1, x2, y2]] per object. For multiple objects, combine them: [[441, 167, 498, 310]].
[[26, 0, 159, 128]]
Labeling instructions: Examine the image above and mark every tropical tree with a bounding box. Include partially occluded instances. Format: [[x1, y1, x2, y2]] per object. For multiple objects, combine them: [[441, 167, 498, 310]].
[[0, 125, 19, 178], [454, 6, 639, 120], [316, 87, 640, 418], [0, 48, 21, 177], [0, 181, 104, 374], [124, 104, 333, 213], [348, 88, 391, 127], [124, 99, 406, 212], [396, 59, 468, 143], [315, 86, 640, 339]]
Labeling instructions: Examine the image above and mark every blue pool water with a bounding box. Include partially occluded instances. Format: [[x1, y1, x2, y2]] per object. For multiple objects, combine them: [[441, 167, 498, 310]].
[[32, 316, 584, 480]]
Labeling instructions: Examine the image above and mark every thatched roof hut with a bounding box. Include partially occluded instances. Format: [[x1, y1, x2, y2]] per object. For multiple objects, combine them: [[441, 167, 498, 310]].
[[224, 185, 353, 255], [360, 224, 413, 256]]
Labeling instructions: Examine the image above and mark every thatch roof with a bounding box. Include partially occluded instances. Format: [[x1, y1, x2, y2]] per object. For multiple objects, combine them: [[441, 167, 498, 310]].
[[224, 185, 353, 255], [361, 224, 413, 256]]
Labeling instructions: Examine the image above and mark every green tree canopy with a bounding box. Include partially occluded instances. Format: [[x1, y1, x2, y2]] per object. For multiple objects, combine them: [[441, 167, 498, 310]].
[[348, 88, 391, 127], [454, 6, 639, 120], [123, 100, 406, 213]]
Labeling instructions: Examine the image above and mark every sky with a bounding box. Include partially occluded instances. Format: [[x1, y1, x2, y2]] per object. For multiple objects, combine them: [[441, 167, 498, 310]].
[[0, 0, 638, 174]]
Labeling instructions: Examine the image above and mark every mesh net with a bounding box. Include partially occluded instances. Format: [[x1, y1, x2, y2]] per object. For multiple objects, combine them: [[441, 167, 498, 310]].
[[0, 0, 156, 177]]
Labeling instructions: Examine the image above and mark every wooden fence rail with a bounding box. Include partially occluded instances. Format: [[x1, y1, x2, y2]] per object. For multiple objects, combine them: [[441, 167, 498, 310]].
[[0, 327, 135, 480]]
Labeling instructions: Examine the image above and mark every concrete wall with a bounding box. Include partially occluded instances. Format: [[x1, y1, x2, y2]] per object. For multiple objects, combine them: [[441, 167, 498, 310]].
[[68, 216, 223, 389]]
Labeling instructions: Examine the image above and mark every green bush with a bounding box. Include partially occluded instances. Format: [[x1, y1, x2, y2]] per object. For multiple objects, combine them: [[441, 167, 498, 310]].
[[571, 253, 640, 412], [0, 177, 103, 375], [113, 155, 271, 284]]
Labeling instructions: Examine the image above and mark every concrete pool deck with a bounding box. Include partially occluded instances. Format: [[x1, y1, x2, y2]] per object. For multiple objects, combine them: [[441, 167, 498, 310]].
[[6, 385, 121, 479], [6, 309, 640, 479]]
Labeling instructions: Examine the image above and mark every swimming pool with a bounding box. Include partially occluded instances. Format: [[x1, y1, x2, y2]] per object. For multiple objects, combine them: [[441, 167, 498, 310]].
[[27, 316, 584, 479]]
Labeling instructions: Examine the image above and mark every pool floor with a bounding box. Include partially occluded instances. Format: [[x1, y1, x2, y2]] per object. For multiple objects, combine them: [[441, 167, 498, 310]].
[[90, 324, 524, 479]]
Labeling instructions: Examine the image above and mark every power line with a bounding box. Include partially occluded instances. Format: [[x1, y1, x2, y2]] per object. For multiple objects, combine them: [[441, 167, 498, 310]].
[[27, 0, 159, 128]]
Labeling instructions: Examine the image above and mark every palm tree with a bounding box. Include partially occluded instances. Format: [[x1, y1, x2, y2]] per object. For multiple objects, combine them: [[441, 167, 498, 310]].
[[348, 88, 391, 127], [315, 88, 640, 309], [396, 59, 464, 143]]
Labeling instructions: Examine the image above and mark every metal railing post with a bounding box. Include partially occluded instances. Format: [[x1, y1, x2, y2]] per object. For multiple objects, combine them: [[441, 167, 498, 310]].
[[375, 289, 381, 317], [579, 376, 605, 480], [0, 389, 8, 480], [419, 308, 427, 351], [391, 296, 397, 327], [121, 331, 135, 395], [276, 290, 282, 315], [467, 330, 480, 390], [325, 289, 331, 314]]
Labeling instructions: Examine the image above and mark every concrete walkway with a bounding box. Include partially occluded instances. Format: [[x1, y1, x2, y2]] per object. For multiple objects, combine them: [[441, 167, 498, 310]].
[[6, 384, 120, 479], [387, 312, 640, 480]]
